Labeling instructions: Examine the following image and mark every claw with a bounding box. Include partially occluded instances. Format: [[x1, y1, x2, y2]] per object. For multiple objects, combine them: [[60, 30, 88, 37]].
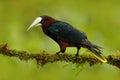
[[56, 52, 61, 60], [75, 53, 79, 62]]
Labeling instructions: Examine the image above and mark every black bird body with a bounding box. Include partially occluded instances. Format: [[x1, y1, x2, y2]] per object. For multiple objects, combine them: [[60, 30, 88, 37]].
[[46, 21, 87, 44], [27, 15, 107, 63]]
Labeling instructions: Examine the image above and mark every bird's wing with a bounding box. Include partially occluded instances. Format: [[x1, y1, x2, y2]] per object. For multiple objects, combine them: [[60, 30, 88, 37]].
[[47, 21, 87, 44]]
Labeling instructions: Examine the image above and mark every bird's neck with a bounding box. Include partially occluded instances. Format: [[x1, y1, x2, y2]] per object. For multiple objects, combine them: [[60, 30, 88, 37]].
[[41, 20, 57, 33]]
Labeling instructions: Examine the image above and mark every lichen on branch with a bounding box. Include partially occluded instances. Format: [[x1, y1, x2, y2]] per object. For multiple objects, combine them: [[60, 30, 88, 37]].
[[0, 44, 120, 69]]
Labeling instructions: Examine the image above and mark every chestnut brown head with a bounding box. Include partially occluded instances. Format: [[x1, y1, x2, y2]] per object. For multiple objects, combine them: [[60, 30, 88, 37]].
[[27, 15, 57, 31]]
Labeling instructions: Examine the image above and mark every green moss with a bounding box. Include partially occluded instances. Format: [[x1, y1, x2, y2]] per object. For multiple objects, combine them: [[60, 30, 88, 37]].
[[108, 53, 120, 68], [0, 44, 120, 69]]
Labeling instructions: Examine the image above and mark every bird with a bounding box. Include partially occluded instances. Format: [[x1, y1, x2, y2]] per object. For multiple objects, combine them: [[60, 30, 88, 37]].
[[27, 15, 107, 63]]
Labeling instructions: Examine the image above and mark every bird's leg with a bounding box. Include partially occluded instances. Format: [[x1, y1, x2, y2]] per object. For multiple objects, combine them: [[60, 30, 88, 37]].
[[75, 47, 80, 61], [56, 46, 66, 59]]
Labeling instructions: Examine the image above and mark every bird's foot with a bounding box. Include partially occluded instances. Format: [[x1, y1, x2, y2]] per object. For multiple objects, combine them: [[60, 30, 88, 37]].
[[56, 53, 60, 60], [75, 54, 79, 62]]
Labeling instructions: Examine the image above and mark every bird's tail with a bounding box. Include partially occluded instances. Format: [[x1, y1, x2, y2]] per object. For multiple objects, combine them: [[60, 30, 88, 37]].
[[81, 40, 107, 63]]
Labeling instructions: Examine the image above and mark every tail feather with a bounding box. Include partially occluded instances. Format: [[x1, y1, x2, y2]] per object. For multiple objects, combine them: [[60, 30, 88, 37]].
[[82, 40, 102, 51], [81, 40, 107, 63], [90, 43, 102, 52], [89, 47, 107, 63]]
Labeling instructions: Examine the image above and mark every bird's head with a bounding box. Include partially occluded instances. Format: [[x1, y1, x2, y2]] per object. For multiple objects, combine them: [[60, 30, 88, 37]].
[[27, 15, 57, 31]]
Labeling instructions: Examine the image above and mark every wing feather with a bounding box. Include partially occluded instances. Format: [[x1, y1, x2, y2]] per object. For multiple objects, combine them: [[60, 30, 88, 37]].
[[47, 21, 87, 44]]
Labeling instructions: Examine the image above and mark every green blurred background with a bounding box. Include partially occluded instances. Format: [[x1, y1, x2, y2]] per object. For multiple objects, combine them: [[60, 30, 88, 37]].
[[0, 0, 120, 80]]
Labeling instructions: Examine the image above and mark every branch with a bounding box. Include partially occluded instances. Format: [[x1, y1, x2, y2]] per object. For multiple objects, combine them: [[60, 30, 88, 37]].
[[0, 44, 120, 69]]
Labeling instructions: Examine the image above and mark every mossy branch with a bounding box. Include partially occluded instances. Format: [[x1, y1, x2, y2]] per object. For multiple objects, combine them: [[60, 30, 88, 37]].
[[0, 44, 120, 69]]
